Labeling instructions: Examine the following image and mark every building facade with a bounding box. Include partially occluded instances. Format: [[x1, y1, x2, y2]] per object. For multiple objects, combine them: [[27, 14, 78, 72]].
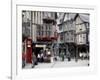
[[57, 13, 76, 57], [57, 13, 89, 59], [22, 11, 32, 41], [74, 13, 89, 59], [22, 11, 58, 57]]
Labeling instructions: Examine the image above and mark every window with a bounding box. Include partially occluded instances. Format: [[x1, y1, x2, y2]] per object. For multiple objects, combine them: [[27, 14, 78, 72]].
[[80, 34, 82, 37], [38, 31, 40, 36], [48, 31, 51, 36], [80, 28, 82, 31], [37, 32, 39, 37], [67, 32, 69, 35], [46, 31, 50, 37], [49, 25, 51, 30], [67, 38, 69, 41], [60, 19, 63, 23], [60, 33, 63, 41], [47, 12, 51, 17], [47, 25, 50, 31], [70, 31, 73, 35], [71, 37, 73, 41], [83, 37, 85, 38], [45, 25, 47, 30], [86, 23, 89, 29], [59, 25, 62, 30], [42, 31, 44, 36]]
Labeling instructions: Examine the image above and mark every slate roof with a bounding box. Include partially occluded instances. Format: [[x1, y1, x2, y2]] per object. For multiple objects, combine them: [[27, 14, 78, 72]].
[[69, 13, 76, 20], [79, 14, 89, 22], [57, 13, 89, 25]]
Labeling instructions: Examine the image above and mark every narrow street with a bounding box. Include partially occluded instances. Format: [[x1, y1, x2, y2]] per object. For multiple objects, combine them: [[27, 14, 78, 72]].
[[24, 59, 89, 69]]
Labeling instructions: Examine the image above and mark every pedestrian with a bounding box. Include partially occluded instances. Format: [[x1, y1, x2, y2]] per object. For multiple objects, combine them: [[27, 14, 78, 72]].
[[22, 52, 25, 68], [37, 54, 41, 62], [40, 50, 44, 63], [32, 53, 37, 68], [47, 50, 53, 63], [22, 41, 25, 68], [79, 52, 83, 60], [60, 50, 64, 61], [67, 51, 71, 61]]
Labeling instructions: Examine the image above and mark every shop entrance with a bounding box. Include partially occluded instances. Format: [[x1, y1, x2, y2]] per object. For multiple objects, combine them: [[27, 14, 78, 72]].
[[35, 47, 43, 57], [35, 44, 46, 58]]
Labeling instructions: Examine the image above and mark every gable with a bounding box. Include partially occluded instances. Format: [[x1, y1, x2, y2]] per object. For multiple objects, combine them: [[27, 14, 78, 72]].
[[75, 16, 83, 24]]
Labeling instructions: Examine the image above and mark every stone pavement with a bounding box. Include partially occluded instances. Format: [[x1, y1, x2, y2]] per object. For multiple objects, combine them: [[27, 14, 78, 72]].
[[24, 59, 89, 69]]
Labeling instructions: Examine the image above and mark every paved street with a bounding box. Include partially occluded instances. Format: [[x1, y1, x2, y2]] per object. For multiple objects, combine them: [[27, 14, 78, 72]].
[[24, 59, 89, 69]]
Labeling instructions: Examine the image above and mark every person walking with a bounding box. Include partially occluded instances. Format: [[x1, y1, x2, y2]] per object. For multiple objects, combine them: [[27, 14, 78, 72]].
[[60, 50, 64, 61], [32, 53, 37, 68], [67, 51, 71, 61], [37, 54, 41, 62], [22, 52, 26, 68], [41, 52, 44, 62]]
